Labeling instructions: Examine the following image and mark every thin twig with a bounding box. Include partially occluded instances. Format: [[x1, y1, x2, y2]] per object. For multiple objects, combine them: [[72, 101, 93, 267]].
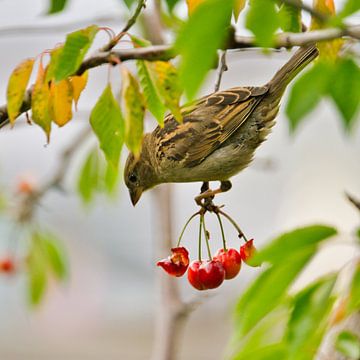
[[1, 25, 360, 130], [346, 192, 360, 212], [101, 0, 147, 52], [214, 50, 228, 92]]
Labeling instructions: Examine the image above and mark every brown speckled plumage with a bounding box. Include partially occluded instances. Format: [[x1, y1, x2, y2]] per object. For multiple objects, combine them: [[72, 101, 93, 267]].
[[124, 45, 319, 205]]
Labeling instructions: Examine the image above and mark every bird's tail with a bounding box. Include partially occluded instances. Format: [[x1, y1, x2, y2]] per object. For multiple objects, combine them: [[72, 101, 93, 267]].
[[267, 44, 319, 97]]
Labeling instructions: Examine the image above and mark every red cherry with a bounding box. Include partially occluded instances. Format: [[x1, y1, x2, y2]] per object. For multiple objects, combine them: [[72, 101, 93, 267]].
[[0, 258, 15, 274], [214, 248, 242, 279], [187, 260, 225, 290], [157, 247, 189, 277], [240, 239, 260, 267]]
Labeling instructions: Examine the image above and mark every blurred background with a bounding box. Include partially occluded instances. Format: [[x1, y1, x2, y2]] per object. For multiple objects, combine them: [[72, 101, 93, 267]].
[[0, 0, 359, 359]]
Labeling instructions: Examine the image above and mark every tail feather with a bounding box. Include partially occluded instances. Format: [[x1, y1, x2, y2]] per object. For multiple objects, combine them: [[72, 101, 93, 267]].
[[267, 44, 319, 96]]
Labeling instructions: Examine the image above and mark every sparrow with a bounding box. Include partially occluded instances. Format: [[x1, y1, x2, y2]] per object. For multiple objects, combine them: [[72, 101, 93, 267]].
[[125, 45, 319, 206]]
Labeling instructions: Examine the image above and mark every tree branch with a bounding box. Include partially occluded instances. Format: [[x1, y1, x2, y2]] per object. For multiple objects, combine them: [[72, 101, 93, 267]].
[[1, 25, 360, 130]]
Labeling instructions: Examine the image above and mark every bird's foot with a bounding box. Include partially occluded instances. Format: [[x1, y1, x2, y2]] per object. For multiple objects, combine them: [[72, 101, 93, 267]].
[[195, 181, 231, 214]]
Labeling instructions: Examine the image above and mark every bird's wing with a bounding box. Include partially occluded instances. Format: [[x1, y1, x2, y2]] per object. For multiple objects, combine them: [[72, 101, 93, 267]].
[[154, 86, 268, 167]]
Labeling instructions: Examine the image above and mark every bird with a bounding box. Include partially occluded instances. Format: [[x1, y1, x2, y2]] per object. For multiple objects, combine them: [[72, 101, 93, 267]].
[[124, 45, 319, 206]]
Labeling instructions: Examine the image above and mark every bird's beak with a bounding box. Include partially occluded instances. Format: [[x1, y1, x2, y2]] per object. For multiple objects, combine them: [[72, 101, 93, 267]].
[[129, 187, 143, 206]]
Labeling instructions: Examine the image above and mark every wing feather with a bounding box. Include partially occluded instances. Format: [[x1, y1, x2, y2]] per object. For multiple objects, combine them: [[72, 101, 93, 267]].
[[154, 86, 268, 167]]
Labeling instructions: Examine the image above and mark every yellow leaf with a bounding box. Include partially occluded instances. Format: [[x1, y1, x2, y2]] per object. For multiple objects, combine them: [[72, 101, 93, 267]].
[[6, 58, 35, 125], [311, 0, 342, 60], [50, 79, 73, 127], [233, 0, 246, 22], [31, 63, 52, 142], [148, 61, 182, 122], [186, 0, 206, 15], [70, 71, 88, 110]]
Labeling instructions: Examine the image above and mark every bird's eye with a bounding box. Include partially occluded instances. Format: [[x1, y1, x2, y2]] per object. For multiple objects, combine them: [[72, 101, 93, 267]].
[[129, 173, 137, 183]]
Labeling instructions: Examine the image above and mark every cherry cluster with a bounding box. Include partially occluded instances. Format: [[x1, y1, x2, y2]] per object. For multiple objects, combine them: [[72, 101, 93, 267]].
[[157, 208, 259, 291]]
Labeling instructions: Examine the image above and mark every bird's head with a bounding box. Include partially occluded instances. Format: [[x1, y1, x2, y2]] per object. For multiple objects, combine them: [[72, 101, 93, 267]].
[[124, 147, 158, 206]]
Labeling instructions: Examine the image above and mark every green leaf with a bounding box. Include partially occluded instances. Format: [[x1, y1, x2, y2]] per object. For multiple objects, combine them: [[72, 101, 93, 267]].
[[232, 305, 289, 359], [234, 343, 287, 360], [278, 2, 301, 33], [165, 0, 180, 12], [122, 0, 136, 9], [104, 162, 119, 195], [137, 60, 166, 125], [42, 233, 68, 281], [246, 0, 279, 47], [77, 148, 101, 203], [285, 275, 337, 359], [254, 225, 337, 264], [328, 58, 360, 130], [335, 331, 360, 359], [54, 25, 98, 82], [46, 46, 64, 82], [234, 247, 315, 337], [286, 61, 332, 132], [6, 58, 35, 124], [27, 237, 48, 306], [175, 0, 233, 99], [90, 85, 125, 168], [338, 0, 360, 20], [47, 0, 68, 14], [121, 67, 146, 156], [347, 261, 360, 313]]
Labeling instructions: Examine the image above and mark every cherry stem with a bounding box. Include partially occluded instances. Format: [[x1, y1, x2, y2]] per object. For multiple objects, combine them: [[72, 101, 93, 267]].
[[198, 214, 203, 261], [215, 213, 227, 251], [177, 211, 200, 247], [202, 214, 212, 260], [217, 209, 248, 242]]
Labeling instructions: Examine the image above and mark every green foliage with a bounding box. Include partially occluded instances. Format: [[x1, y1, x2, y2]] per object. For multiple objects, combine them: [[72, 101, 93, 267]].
[[164, 0, 180, 12], [77, 147, 119, 204], [42, 233, 68, 280], [287, 57, 360, 133], [233, 225, 337, 338], [335, 331, 360, 359], [278, 2, 301, 33], [246, 0, 279, 47], [329, 58, 360, 130], [286, 276, 337, 359], [347, 262, 360, 313], [47, 0, 69, 14], [121, 0, 137, 10], [77, 148, 101, 203], [338, 0, 360, 20], [175, 0, 233, 99], [27, 236, 48, 306], [121, 68, 146, 156], [137, 60, 166, 126], [53, 25, 98, 82], [27, 231, 68, 306], [286, 61, 332, 132], [254, 225, 337, 264], [231, 305, 289, 359], [235, 248, 315, 337], [90, 85, 125, 168]]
